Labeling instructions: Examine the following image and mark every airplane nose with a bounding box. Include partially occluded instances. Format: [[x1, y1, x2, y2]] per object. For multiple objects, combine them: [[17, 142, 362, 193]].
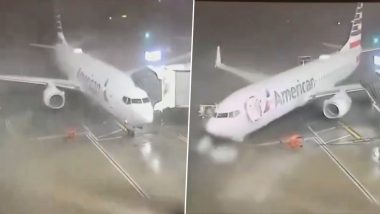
[[205, 118, 244, 142], [140, 105, 154, 124], [205, 118, 218, 135], [144, 108, 154, 123]]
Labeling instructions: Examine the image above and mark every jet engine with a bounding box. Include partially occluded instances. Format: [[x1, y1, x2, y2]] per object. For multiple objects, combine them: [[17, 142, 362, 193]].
[[43, 84, 65, 109], [323, 91, 352, 119]]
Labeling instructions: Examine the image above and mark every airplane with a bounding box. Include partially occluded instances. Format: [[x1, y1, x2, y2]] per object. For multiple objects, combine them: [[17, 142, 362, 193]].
[[205, 3, 378, 142], [0, 4, 154, 136]]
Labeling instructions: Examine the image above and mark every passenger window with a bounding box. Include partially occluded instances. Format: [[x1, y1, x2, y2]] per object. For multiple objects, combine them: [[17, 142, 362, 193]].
[[217, 113, 228, 118]]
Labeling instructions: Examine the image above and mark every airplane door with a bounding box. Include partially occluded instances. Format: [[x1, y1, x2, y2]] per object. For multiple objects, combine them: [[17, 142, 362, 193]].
[[103, 79, 109, 103], [245, 96, 262, 122]]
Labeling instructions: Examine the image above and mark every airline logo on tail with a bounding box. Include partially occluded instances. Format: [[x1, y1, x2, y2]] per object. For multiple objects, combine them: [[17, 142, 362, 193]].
[[53, 0, 67, 45], [349, 3, 363, 49], [55, 14, 64, 33], [340, 3, 363, 52]]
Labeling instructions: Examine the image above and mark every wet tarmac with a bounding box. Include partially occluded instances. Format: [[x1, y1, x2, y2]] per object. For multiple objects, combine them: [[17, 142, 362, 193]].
[[0, 83, 187, 214]]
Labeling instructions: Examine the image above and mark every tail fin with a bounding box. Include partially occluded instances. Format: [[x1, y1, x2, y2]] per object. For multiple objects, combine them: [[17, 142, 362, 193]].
[[53, 0, 68, 45], [341, 3, 363, 52]]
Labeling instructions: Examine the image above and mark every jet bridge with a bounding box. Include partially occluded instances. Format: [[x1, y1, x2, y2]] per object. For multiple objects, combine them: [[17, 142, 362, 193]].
[[148, 63, 190, 111], [360, 79, 380, 113], [360, 55, 380, 112]]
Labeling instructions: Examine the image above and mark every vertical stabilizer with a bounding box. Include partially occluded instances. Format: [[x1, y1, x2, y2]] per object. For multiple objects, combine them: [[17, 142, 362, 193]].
[[341, 3, 363, 52], [53, 0, 68, 45]]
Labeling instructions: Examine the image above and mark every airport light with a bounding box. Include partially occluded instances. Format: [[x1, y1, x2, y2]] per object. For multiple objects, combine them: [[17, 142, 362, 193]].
[[145, 32, 150, 39], [374, 37, 379, 45], [121, 14, 127, 18], [108, 16, 112, 20]]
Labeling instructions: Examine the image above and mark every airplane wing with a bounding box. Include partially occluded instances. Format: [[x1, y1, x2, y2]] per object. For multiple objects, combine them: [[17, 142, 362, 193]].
[[215, 46, 268, 83], [0, 75, 79, 90], [310, 83, 364, 99]]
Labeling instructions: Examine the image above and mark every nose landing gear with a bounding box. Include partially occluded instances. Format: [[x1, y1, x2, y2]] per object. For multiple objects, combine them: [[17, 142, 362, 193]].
[[122, 121, 136, 138]]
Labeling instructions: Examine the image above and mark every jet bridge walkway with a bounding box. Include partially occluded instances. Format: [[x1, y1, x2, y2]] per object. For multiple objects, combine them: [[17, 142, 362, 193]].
[[360, 77, 380, 112]]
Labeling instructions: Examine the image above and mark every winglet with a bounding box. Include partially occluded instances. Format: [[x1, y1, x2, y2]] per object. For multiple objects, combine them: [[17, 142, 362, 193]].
[[215, 45, 222, 68]]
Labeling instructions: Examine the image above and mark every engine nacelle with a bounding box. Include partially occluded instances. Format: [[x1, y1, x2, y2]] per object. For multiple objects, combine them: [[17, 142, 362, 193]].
[[323, 91, 352, 119], [43, 84, 65, 109]]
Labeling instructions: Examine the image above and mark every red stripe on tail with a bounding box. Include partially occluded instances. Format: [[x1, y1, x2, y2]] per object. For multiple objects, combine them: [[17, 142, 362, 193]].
[[350, 40, 361, 48]]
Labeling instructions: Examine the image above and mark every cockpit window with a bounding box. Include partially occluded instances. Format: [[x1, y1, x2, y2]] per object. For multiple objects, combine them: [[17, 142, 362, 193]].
[[123, 96, 150, 105], [213, 110, 240, 118], [132, 99, 142, 104], [122, 96, 131, 104], [142, 97, 150, 103]]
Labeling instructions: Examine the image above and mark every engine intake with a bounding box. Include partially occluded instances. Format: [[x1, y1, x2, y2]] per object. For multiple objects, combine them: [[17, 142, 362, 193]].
[[43, 84, 65, 109], [323, 91, 352, 119]]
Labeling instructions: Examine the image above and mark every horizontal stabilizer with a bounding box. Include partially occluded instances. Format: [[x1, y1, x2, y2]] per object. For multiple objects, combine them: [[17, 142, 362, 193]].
[[322, 42, 343, 50], [29, 43, 56, 49]]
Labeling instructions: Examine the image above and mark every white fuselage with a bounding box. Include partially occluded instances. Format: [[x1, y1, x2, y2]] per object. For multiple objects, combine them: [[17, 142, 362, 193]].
[[206, 48, 361, 141], [54, 44, 154, 126]]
